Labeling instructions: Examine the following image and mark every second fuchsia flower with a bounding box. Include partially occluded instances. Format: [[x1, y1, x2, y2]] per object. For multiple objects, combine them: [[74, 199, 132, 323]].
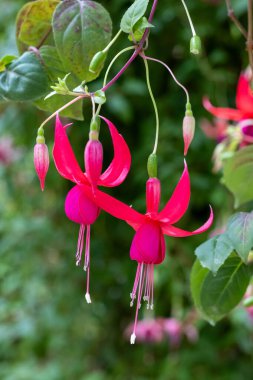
[[81, 159, 213, 343], [52, 115, 131, 303]]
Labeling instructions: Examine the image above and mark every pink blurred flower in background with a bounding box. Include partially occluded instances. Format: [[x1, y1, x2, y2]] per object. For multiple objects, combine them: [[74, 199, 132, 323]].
[[0, 136, 21, 166]]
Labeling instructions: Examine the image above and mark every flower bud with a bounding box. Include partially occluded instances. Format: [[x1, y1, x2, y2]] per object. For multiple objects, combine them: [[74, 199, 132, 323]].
[[89, 51, 107, 74], [147, 153, 158, 178], [190, 35, 201, 55], [34, 133, 49, 191], [85, 139, 103, 187], [183, 115, 195, 156]]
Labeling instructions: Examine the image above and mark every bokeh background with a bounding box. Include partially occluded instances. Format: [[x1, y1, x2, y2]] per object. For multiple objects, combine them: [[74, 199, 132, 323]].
[[0, 0, 253, 379]]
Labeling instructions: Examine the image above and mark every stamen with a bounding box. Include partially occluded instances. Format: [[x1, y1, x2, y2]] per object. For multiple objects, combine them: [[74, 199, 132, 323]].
[[76, 225, 85, 266], [130, 263, 144, 344], [130, 333, 136, 345], [130, 263, 141, 303], [84, 225, 91, 271]]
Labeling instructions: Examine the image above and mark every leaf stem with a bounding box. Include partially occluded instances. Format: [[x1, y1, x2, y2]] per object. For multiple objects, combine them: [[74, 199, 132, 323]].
[[143, 58, 160, 155], [103, 29, 122, 52]]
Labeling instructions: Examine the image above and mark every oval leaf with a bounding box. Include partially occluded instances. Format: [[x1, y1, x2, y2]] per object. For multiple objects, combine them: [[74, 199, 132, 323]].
[[16, 0, 60, 53], [191, 254, 251, 324], [120, 0, 149, 33], [226, 212, 253, 262], [223, 145, 253, 207], [0, 52, 48, 101], [53, 0, 112, 82], [195, 234, 234, 274]]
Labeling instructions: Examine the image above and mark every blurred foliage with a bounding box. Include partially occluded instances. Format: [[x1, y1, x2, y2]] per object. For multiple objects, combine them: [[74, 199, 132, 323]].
[[0, 0, 253, 379]]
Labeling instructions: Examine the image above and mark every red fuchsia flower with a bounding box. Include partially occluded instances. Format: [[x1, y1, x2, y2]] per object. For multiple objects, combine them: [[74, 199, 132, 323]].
[[34, 132, 50, 191], [52, 115, 131, 303], [203, 72, 253, 145], [80, 161, 213, 343]]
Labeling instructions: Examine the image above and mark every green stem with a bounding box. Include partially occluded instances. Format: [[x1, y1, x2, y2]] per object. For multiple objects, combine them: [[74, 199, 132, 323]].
[[180, 0, 196, 36], [103, 30, 122, 52], [38, 94, 88, 130], [95, 46, 135, 117], [143, 57, 160, 155]]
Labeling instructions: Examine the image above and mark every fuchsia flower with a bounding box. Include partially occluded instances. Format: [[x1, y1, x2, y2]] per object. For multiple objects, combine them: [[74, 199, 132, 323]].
[[34, 136, 49, 191], [203, 72, 253, 121], [52, 115, 131, 303], [80, 161, 213, 343]]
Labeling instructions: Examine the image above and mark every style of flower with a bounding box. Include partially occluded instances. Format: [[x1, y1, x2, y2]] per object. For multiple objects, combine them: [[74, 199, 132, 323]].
[[52, 115, 131, 303], [80, 161, 213, 343]]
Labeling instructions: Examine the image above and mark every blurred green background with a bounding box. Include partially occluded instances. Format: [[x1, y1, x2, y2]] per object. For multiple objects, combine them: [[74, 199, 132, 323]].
[[0, 0, 253, 379]]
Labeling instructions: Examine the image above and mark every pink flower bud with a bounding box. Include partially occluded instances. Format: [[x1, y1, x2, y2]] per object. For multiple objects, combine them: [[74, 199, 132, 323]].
[[84, 139, 103, 187], [34, 140, 49, 191], [183, 115, 195, 156]]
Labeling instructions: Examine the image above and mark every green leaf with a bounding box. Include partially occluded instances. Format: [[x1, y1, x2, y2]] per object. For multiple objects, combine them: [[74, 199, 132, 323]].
[[0, 52, 48, 101], [222, 145, 253, 207], [191, 254, 251, 324], [195, 234, 234, 274], [39, 45, 67, 82], [120, 0, 149, 33], [16, 0, 60, 53], [34, 94, 84, 120], [128, 17, 153, 42], [0, 55, 17, 72], [226, 212, 253, 262], [53, 0, 112, 82]]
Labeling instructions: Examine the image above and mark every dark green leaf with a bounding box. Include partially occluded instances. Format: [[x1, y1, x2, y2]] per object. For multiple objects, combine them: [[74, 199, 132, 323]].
[[16, 0, 60, 53], [222, 145, 253, 207], [226, 212, 253, 262], [53, 0, 112, 82], [191, 254, 251, 324], [39, 45, 67, 82], [120, 0, 149, 33], [0, 52, 48, 101], [195, 234, 234, 274]]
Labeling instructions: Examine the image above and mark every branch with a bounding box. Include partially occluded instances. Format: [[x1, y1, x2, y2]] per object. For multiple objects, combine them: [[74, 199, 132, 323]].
[[225, 0, 248, 39]]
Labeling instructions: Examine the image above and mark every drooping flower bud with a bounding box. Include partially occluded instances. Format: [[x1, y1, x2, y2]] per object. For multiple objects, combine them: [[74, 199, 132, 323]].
[[34, 129, 49, 191], [190, 35, 201, 55], [183, 103, 195, 156], [84, 139, 103, 187], [89, 51, 107, 74]]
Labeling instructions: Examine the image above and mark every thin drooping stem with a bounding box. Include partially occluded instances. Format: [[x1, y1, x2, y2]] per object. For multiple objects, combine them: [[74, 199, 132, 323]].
[[225, 0, 248, 39], [103, 29, 122, 52], [180, 0, 196, 36], [248, 0, 253, 79], [143, 58, 160, 155], [39, 94, 89, 130], [102, 0, 159, 92], [95, 46, 135, 117], [142, 54, 190, 104]]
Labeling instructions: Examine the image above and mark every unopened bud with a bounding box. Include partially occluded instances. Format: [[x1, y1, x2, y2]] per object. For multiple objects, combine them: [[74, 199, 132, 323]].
[[34, 130, 49, 191], [190, 35, 201, 55], [89, 51, 107, 74], [183, 114, 195, 156], [147, 153, 158, 178], [85, 139, 103, 186]]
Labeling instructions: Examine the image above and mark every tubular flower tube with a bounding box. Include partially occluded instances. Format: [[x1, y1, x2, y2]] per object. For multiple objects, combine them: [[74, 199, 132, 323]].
[[80, 161, 213, 343], [203, 71, 253, 121], [34, 134, 49, 191], [52, 115, 131, 303]]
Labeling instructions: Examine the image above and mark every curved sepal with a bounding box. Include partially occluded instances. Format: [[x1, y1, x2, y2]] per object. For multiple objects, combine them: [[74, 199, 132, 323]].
[[98, 116, 131, 187], [203, 97, 244, 121], [161, 206, 213, 237], [236, 74, 253, 116], [158, 161, 190, 224], [80, 184, 145, 225], [53, 115, 88, 184]]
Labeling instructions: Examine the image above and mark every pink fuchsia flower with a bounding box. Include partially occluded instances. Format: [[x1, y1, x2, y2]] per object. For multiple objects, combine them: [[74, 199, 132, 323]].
[[0, 137, 21, 166], [203, 71, 253, 121], [80, 161, 213, 343], [52, 115, 131, 303], [34, 132, 50, 191], [125, 318, 164, 343]]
